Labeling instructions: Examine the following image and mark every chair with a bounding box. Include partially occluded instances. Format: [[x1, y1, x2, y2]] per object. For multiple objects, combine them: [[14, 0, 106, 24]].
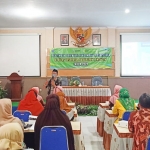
[[40, 126, 69, 150], [91, 76, 103, 86], [122, 111, 131, 121], [12, 106, 18, 114], [13, 110, 32, 122], [70, 76, 81, 82], [60, 76, 69, 86], [146, 135, 150, 150]]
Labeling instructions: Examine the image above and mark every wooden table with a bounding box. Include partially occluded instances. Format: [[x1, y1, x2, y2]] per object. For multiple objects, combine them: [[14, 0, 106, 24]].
[[63, 86, 111, 105], [110, 123, 133, 150], [24, 121, 81, 135], [103, 110, 118, 150], [97, 103, 109, 136]]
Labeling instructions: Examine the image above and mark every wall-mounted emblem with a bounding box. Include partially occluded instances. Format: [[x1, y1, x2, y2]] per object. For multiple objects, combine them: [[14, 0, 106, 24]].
[[70, 27, 92, 47]]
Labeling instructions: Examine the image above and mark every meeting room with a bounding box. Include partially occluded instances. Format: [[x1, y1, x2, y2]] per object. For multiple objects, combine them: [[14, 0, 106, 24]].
[[0, 0, 150, 150]]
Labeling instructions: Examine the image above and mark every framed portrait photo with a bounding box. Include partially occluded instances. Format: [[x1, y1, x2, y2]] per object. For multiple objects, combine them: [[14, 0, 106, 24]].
[[60, 34, 69, 46], [92, 34, 101, 46]]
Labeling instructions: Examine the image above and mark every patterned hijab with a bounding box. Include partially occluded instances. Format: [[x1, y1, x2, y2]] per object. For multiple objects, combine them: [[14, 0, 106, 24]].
[[119, 88, 135, 110]]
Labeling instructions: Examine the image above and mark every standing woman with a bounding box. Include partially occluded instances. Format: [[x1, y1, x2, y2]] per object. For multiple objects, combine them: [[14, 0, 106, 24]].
[[34, 94, 75, 150], [18, 88, 44, 116]]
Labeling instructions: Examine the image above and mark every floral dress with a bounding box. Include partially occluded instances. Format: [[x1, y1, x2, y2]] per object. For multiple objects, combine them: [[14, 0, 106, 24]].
[[128, 109, 150, 150]]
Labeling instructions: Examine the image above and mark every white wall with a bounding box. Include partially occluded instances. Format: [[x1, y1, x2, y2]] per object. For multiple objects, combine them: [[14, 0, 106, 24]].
[[0, 27, 150, 77]]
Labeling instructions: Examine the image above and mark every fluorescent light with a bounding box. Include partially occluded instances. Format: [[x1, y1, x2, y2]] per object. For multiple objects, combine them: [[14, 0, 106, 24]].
[[14, 5, 46, 19], [125, 9, 130, 14]]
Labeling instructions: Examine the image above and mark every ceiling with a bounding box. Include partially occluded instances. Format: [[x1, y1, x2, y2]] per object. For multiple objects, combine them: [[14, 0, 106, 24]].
[[0, 0, 150, 28]]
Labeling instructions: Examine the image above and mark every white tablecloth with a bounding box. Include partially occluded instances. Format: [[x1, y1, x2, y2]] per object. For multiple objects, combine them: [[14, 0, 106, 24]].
[[97, 103, 109, 122], [104, 110, 117, 134], [63, 87, 111, 96], [110, 124, 133, 150]]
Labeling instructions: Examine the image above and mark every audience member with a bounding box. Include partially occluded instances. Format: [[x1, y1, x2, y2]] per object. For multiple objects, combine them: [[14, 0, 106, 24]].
[[109, 85, 122, 109], [34, 94, 75, 150], [112, 88, 136, 123], [32, 87, 45, 106], [18, 88, 44, 116], [53, 86, 72, 113], [128, 93, 150, 150], [0, 123, 24, 150], [0, 98, 23, 129]]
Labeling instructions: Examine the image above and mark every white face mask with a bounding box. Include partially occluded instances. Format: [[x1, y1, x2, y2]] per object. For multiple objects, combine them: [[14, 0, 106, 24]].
[[52, 73, 57, 78]]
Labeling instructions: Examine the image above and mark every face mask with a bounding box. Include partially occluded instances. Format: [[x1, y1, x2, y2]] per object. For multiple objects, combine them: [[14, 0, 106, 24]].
[[52, 74, 57, 78]]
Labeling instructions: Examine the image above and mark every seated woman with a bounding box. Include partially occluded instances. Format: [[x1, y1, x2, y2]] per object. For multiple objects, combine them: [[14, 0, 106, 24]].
[[109, 85, 122, 109], [18, 88, 44, 116], [53, 86, 74, 120], [32, 87, 45, 106], [0, 98, 23, 130], [53, 86, 72, 112], [112, 88, 136, 123], [128, 93, 150, 150], [34, 94, 75, 150], [0, 123, 24, 150]]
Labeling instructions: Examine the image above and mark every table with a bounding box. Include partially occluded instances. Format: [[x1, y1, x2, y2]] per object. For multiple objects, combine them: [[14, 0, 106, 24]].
[[110, 123, 133, 150], [103, 110, 118, 150], [24, 121, 81, 135], [97, 103, 109, 136], [68, 102, 76, 108], [63, 86, 111, 105]]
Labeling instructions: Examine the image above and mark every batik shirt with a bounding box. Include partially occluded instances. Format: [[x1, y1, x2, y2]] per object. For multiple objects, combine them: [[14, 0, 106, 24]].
[[128, 109, 150, 150]]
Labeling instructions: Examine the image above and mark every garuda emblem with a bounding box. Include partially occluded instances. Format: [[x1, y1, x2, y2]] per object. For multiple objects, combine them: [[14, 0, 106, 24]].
[[70, 27, 92, 47]]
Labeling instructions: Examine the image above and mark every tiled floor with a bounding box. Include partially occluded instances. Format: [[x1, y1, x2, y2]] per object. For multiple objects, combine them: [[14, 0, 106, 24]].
[[78, 116, 104, 150]]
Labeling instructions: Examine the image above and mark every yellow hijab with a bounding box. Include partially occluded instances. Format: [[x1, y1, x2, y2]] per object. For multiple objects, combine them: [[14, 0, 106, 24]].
[[0, 123, 24, 150]]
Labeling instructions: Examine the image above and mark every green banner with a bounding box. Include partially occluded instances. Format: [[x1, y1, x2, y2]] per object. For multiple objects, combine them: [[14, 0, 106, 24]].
[[50, 48, 112, 69]]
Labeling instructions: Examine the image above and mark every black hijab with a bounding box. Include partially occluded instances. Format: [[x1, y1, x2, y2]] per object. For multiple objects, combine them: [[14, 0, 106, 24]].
[[34, 94, 75, 150]]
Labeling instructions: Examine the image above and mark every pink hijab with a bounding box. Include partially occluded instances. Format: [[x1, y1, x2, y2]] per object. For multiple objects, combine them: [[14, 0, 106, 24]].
[[53, 86, 63, 94], [109, 85, 122, 104], [32, 87, 43, 101]]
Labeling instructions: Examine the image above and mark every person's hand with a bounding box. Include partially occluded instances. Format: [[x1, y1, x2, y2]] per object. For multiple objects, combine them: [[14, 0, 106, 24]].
[[43, 81, 48, 88], [51, 79, 56, 87]]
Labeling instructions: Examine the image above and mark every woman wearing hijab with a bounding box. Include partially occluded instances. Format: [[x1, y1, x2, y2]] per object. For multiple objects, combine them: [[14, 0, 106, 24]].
[[128, 93, 150, 150], [34, 94, 75, 150], [0, 123, 24, 150], [53, 86, 72, 113], [109, 85, 122, 109], [18, 88, 44, 116], [32, 87, 45, 106], [112, 88, 136, 123], [0, 98, 23, 129]]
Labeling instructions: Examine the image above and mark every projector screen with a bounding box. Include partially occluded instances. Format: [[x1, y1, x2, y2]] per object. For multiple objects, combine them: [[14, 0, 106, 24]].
[[121, 33, 150, 76], [0, 35, 40, 76]]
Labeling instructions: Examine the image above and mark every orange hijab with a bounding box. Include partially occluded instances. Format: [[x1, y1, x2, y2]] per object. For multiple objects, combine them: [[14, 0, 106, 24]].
[[18, 89, 44, 116]]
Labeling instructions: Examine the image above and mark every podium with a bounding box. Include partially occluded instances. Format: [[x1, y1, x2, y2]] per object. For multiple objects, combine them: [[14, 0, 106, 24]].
[[7, 73, 22, 101]]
